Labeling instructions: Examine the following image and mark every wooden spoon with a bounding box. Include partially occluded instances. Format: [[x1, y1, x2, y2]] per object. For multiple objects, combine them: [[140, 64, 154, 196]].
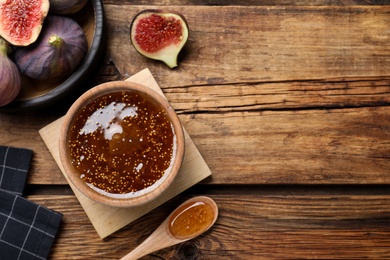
[[120, 196, 218, 260]]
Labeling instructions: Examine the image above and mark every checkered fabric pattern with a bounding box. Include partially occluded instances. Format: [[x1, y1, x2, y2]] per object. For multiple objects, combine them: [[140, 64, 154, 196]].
[[0, 146, 62, 260], [0, 146, 32, 196]]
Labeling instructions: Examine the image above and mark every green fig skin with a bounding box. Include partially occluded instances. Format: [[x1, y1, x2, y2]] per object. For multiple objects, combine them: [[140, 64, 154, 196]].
[[0, 38, 21, 106], [12, 15, 88, 80]]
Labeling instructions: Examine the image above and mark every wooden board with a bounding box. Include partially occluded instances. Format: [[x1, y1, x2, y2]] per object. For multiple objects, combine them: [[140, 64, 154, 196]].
[[105, 6, 390, 88], [39, 68, 212, 239], [28, 192, 390, 259]]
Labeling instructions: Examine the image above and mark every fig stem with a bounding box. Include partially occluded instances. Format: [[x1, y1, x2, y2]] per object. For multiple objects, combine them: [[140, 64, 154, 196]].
[[49, 35, 64, 48], [0, 38, 9, 56]]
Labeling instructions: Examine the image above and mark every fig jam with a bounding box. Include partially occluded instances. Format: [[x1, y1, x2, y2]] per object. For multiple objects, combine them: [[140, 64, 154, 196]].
[[67, 90, 176, 197], [169, 201, 215, 239]]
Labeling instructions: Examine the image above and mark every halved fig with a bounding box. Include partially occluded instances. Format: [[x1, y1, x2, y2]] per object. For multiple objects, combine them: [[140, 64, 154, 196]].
[[0, 0, 50, 46], [130, 10, 189, 68]]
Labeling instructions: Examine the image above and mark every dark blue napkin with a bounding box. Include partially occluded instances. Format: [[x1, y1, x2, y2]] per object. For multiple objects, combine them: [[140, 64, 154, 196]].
[[0, 146, 62, 260], [0, 146, 32, 196]]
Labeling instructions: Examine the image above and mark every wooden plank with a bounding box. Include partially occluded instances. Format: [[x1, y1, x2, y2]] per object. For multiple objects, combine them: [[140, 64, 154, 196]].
[[1, 6, 389, 185], [104, 6, 390, 88], [1, 105, 388, 185], [102, 0, 390, 6], [0, 113, 67, 184], [182, 106, 390, 184], [28, 193, 390, 259], [165, 77, 390, 113]]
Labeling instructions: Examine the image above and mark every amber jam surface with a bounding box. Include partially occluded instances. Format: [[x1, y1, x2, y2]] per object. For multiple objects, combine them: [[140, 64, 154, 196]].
[[169, 201, 215, 239], [67, 90, 176, 198]]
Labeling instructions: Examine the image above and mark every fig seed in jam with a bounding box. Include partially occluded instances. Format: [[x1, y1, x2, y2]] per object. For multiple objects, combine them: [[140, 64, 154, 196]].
[[67, 90, 176, 197]]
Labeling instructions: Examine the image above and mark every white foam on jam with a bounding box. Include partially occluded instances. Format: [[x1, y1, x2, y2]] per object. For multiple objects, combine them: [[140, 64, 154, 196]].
[[79, 102, 138, 140], [135, 163, 143, 172]]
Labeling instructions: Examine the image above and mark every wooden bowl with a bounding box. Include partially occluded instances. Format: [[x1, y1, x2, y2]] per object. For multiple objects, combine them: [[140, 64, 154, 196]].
[[58, 81, 185, 208], [0, 0, 105, 112]]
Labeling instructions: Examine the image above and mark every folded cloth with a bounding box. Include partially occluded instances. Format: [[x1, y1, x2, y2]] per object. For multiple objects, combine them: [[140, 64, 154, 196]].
[[0, 146, 62, 260], [0, 189, 62, 260], [0, 146, 32, 196]]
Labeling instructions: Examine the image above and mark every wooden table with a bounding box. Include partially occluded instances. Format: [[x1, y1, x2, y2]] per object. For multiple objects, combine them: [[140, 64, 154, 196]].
[[1, 1, 390, 259]]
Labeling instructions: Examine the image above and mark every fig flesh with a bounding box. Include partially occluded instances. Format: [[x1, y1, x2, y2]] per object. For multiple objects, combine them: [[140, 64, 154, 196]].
[[0, 38, 21, 106], [130, 10, 189, 68], [13, 15, 88, 80], [0, 0, 50, 46], [49, 0, 88, 15]]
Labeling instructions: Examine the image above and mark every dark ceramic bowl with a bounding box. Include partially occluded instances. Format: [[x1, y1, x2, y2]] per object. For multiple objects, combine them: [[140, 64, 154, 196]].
[[0, 0, 105, 112]]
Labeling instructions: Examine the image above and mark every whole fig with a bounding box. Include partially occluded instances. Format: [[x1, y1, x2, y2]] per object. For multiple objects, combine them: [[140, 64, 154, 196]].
[[49, 0, 88, 15], [0, 38, 21, 106], [13, 15, 88, 80]]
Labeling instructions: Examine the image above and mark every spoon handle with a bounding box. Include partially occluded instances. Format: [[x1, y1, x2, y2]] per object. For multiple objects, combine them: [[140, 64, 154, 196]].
[[120, 196, 218, 259], [120, 239, 160, 259], [120, 239, 154, 260], [120, 220, 179, 260]]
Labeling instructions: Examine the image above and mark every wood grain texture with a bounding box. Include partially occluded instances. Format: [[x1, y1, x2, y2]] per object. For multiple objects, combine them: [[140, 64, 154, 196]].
[[165, 77, 390, 113], [182, 106, 390, 184], [0, 2, 389, 259], [104, 6, 390, 88], [4, 5, 386, 185], [4, 104, 387, 185], [28, 194, 390, 259], [102, 0, 390, 6], [0, 113, 66, 184]]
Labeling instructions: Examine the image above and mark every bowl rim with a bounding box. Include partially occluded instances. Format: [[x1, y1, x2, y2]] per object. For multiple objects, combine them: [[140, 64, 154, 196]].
[[0, 0, 106, 112], [58, 80, 185, 208]]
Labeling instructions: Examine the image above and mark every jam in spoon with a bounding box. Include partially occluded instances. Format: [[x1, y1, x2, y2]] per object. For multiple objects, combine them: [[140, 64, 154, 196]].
[[120, 196, 218, 260]]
